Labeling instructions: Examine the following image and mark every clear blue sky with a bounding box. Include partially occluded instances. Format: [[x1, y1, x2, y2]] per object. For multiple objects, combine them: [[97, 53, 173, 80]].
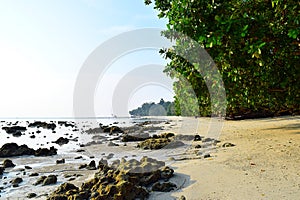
[[0, 0, 174, 117]]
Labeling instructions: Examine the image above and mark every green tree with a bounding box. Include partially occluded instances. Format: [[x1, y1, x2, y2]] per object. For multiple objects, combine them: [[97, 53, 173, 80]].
[[146, 0, 300, 118]]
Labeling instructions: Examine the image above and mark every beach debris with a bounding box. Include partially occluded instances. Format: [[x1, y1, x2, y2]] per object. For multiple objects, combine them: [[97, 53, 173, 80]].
[[222, 142, 236, 147], [48, 156, 175, 200], [0, 143, 57, 157], [2, 159, 15, 168]]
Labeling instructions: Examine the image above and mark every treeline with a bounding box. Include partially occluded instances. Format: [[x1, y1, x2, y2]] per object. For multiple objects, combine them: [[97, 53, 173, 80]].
[[145, 0, 300, 118], [129, 98, 176, 116]]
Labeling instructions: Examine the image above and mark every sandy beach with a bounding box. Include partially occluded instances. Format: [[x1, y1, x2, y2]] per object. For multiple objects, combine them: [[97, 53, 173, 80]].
[[0, 116, 299, 199], [169, 116, 300, 200]]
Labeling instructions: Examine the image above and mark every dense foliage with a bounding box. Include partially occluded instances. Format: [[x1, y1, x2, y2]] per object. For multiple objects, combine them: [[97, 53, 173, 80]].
[[129, 99, 176, 116], [145, 0, 300, 118]]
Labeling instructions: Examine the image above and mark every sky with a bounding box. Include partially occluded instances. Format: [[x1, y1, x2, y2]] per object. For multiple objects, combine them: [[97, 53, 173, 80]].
[[0, 0, 175, 117]]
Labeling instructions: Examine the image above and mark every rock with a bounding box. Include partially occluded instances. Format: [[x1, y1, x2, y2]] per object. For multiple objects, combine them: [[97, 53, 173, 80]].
[[103, 125, 124, 134], [74, 156, 82, 159], [48, 156, 174, 200], [152, 182, 177, 192], [79, 164, 87, 169], [28, 121, 56, 130], [160, 166, 174, 179], [35, 146, 57, 156], [195, 144, 202, 148], [3, 159, 15, 168], [12, 131, 22, 137], [222, 142, 236, 147], [56, 159, 65, 164], [10, 177, 23, 185], [27, 193, 37, 198], [121, 133, 150, 142], [175, 134, 195, 141], [137, 138, 171, 150], [193, 135, 202, 141], [30, 135, 36, 139], [34, 176, 47, 185], [58, 121, 75, 128], [2, 126, 27, 134], [179, 195, 186, 200], [0, 167, 4, 175], [25, 165, 32, 169], [164, 140, 185, 149], [107, 141, 119, 146], [53, 137, 69, 145], [29, 172, 39, 177], [86, 160, 96, 170], [0, 143, 56, 157], [43, 175, 57, 185], [204, 154, 211, 158]]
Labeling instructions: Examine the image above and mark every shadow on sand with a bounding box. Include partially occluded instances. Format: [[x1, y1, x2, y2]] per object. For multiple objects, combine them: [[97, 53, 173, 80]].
[[148, 171, 196, 200]]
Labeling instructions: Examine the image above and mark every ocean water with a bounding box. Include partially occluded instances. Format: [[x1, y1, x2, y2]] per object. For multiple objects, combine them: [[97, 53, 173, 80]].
[[0, 117, 169, 152]]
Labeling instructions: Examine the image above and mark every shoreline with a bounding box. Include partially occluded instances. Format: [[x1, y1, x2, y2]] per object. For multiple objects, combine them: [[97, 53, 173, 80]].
[[0, 116, 299, 199]]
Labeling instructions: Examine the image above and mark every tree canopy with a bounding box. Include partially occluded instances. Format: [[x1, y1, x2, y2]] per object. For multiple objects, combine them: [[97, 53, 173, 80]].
[[145, 0, 300, 118], [129, 99, 175, 116]]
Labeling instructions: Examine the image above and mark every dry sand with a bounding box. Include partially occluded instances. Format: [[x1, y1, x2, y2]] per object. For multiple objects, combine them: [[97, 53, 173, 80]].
[[167, 116, 300, 200]]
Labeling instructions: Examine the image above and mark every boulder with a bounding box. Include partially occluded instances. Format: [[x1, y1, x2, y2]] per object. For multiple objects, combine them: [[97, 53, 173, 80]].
[[43, 175, 57, 185], [0, 143, 35, 157], [56, 159, 65, 164], [10, 177, 23, 185], [3, 159, 15, 168]]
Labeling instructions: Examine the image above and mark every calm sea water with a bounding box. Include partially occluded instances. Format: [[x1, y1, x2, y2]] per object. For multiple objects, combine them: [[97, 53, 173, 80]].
[[0, 117, 168, 152]]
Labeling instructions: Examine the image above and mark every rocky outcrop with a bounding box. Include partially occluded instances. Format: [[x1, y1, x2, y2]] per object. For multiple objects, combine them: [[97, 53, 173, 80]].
[[0, 143, 57, 157], [2, 126, 27, 134], [137, 132, 177, 150], [47, 156, 176, 200], [28, 121, 56, 130]]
